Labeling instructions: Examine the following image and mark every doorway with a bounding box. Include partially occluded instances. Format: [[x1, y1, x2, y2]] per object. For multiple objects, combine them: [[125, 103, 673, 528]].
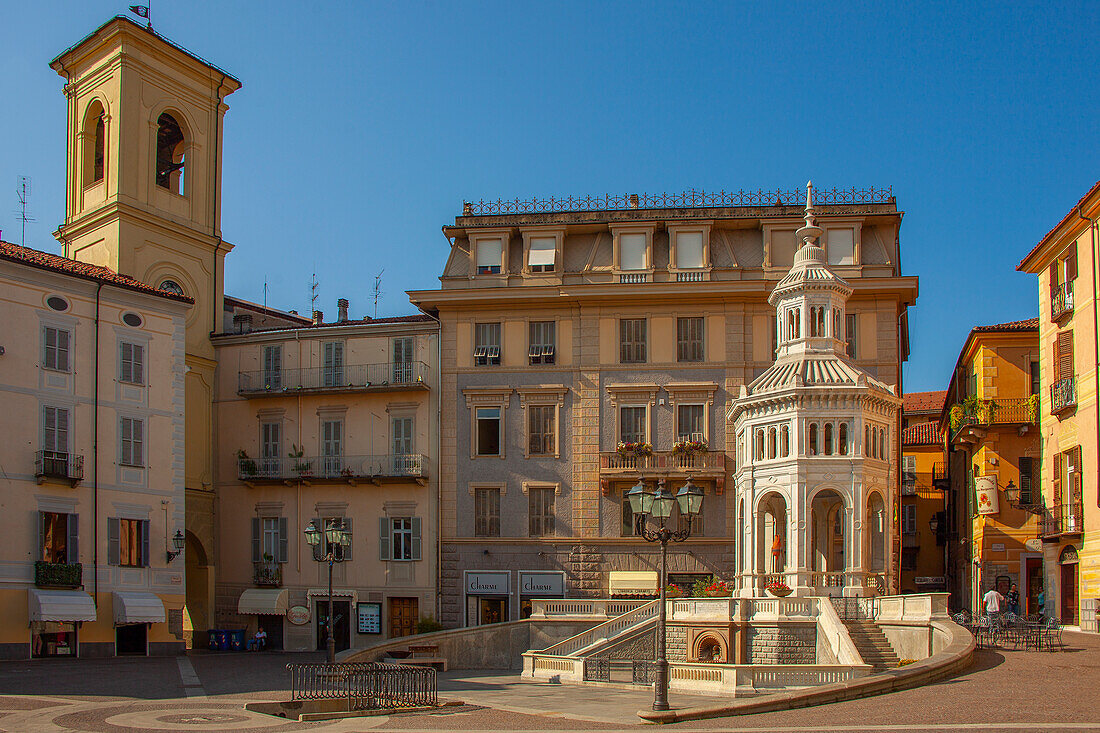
[[315, 600, 350, 653], [116, 624, 147, 655], [1060, 546, 1079, 625], [479, 597, 506, 625], [388, 597, 418, 638], [258, 614, 283, 651], [1025, 558, 1043, 617]]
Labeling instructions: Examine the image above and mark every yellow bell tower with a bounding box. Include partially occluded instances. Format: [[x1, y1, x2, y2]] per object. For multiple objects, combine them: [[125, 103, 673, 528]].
[[50, 16, 241, 641]]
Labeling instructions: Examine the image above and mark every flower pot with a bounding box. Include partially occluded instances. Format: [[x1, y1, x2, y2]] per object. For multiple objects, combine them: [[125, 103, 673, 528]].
[[766, 587, 792, 598]]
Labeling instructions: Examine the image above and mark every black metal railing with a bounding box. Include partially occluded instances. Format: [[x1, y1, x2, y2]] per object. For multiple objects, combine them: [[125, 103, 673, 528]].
[[462, 186, 893, 216], [287, 662, 436, 710], [34, 451, 84, 484], [1051, 377, 1077, 413], [632, 660, 656, 685], [1041, 502, 1084, 537], [238, 362, 429, 395], [951, 398, 1038, 436], [932, 463, 948, 482], [238, 454, 425, 482], [34, 561, 82, 589], [583, 657, 609, 682], [253, 562, 282, 587], [1052, 281, 1074, 321]]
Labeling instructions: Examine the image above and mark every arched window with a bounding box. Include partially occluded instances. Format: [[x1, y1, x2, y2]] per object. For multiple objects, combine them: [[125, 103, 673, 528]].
[[833, 308, 841, 338], [780, 424, 790, 457], [809, 307, 819, 337], [865, 424, 871, 457], [83, 101, 106, 186], [156, 112, 186, 193], [158, 279, 185, 296], [755, 428, 765, 461], [787, 310, 795, 341], [838, 423, 849, 455], [794, 308, 801, 337], [879, 428, 886, 459], [868, 493, 886, 572], [767, 427, 777, 459], [809, 423, 819, 455], [824, 423, 834, 455]]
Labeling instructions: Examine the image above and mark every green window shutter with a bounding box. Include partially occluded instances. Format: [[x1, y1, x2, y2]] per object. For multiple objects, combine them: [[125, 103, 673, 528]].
[[36, 512, 43, 562], [379, 517, 391, 561], [411, 517, 422, 561], [107, 518, 120, 566], [278, 517, 289, 563], [141, 520, 151, 567], [251, 517, 261, 563], [67, 514, 79, 564]]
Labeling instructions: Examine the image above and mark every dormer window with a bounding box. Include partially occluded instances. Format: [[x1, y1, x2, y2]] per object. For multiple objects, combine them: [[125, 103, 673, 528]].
[[155, 112, 186, 194], [528, 237, 556, 273], [476, 238, 503, 275], [620, 234, 646, 270], [669, 225, 710, 281], [826, 227, 856, 265]]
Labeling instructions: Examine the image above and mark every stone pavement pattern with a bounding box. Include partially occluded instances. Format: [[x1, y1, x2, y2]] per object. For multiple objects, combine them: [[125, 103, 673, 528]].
[[0, 633, 1099, 731]]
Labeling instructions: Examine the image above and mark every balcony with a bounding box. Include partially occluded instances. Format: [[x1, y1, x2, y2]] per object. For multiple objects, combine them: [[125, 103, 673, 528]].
[[253, 562, 283, 587], [237, 362, 429, 397], [599, 450, 726, 493], [1051, 377, 1077, 414], [619, 273, 649, 284], [34, 561, 82, 589], [902, 477, 917, 495], [238, 453, 427, 485], [1051, 281, 1074, 321], [1040, 502, 1084, 539], [932, 463, 948, 484], [902, 532, 921, 548], [34, 451, 84, 487], [950, 397, 1039, 444]]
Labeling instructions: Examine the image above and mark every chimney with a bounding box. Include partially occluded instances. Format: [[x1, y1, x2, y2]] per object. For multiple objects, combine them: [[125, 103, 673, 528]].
[[288, 310, 298, 315], [232, 313, 253, 334], [312, 310, 323, 326], [337, 298, 349, 323]]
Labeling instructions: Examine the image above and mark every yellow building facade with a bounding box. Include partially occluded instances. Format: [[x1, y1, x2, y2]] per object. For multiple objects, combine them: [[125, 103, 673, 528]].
[[1018, 181, 1100, 627], [0, 242, 191, 658], [50, 16, 241, 640], [941, 320, 1042, 614], [899, 391, 948, 595]]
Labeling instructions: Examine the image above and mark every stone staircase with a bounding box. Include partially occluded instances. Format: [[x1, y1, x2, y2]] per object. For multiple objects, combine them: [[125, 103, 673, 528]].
[[842, 620, 899, 670]]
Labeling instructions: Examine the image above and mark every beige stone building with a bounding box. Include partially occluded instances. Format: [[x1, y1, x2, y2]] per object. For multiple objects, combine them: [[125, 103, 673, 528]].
[[409, 189, 918, 626], [210, 307, 439, 650], [0, 241, 191, 658], [1017, 180, 1100, 627]]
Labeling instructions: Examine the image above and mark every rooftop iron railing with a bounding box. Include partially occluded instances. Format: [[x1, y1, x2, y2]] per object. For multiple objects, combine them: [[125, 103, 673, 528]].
[[238, 362, 428, 395]]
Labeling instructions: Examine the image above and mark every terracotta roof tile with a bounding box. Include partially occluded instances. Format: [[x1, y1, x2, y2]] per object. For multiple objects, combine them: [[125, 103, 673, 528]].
[[0, 241, 193, 303], [902, 421, 942, 446], [972, 317, 1039, 332], [903, 390, 947, 414]]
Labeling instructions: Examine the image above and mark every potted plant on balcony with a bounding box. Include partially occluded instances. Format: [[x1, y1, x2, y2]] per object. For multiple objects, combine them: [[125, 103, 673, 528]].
[[289, 444, 312, 477], [616, 441, 653, 458], [237, 449, 258, 477], [665, 583, 685, 599], [671, 439, 708, 458], [765, 581, 792, 597]]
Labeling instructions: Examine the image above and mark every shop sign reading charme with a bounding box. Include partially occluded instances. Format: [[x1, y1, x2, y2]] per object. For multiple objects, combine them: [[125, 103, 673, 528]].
[[466, 572, 509, 595], [520, 572, 564, 596]]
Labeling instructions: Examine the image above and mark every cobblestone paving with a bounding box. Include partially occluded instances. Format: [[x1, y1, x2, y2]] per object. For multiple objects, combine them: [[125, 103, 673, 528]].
[[0, 633, 1098, 731]]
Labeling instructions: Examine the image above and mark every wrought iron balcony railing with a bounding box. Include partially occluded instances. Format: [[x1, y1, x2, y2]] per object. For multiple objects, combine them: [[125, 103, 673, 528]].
[[238, 453, 426, 483], [1051, 377, 1077, 414], [1051, 281, 1074, 321], [238, 362, 429, 396], [34, 561, 82, 589], [932, 463, 948, 482], [253, 562, 282, 587], [950, 397, 1038, 439], [1040, 502, 1084, 538], [600, 450, 725, 474], [34, 450, 84, 486]]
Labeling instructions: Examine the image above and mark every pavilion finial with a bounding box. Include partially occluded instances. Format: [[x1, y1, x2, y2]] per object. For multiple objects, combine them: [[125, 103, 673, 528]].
[[795, 179, 822, 247]]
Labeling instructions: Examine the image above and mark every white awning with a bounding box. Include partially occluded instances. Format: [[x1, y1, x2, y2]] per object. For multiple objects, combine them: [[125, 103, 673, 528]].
[[238, 588, 289, 615], [306, 588, 357, 604], [608, 571, 658, 595], [28, 589, 97, 622], [113, 592, 166, 624]]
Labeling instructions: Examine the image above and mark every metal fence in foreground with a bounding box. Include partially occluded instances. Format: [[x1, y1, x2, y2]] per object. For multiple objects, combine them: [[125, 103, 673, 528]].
[[287, 662, 437, 710]]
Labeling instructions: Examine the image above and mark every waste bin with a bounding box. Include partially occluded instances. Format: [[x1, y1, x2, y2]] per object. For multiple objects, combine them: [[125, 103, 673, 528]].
[[207, 629, 220, 651], [229, 629, 245, 651], [215, 629, 230, 651]]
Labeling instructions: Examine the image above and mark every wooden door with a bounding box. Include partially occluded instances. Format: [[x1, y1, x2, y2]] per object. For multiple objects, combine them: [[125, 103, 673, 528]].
[[1061, 563, 1079, 624], [389, 597, 418, 638]]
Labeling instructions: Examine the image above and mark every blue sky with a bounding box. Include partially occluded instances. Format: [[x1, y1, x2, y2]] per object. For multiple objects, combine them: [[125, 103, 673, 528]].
[[2, 1, 1097, 393]]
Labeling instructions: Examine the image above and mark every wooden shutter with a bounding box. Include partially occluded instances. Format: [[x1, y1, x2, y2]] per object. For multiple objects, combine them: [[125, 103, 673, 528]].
[[251, 517, 261, 563], [1052, 455, 1063, 505], [378, 517, 391, 560], [107, 518, 120, 566], [1053, 340, 1061, 382], [411, 517, 422, 560], [141, 520, 151, 567], [67, 514, 79, 564], [1071, 447, 1082, 503], [1066, 244, 1078, 281], [36, 512, 43, 562], [1018, 457, 1032, 504], [1058, 330, 1074, 379], [278, 517, 289, 563], [1049, 260, 1059, 296]]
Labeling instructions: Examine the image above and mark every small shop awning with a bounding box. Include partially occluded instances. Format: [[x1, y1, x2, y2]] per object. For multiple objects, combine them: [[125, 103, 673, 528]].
[[113, 592, 166, 624], [238, 588, 289, 615], [28, 589, 97, 622], [306, 588, 357, 603], [608, 571, 658, 595]]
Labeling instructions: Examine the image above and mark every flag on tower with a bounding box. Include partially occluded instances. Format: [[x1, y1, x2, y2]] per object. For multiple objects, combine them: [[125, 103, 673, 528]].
[[129, 5, 149, 18]]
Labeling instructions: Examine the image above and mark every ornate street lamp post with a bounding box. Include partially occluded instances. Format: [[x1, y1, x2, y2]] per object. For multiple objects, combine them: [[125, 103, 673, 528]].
[[627, 477, 704, 712], [304, 518, 351, 663]]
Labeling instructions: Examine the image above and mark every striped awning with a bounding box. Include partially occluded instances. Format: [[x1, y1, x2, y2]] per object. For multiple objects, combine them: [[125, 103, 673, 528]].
[[608, 571, 658, 595], [238, 589, 289, 615], [28, 590, 97, 622], [113, 592, 166, 624]]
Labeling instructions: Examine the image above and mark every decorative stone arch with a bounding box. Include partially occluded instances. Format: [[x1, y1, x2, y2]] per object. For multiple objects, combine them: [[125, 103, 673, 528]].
[[80, 96, 110, 187], [149, 104, 197, 195], [865, 490, 887, 573], [756, 489, 789, 574], [809, 487, 847, 573], [690, 629, 729, 663]]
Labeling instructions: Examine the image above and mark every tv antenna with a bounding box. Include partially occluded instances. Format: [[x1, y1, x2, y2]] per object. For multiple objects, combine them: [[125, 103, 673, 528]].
[[372, 269, 384, 318], [310, 269, 319, 315], [15, 176, 36, 246]]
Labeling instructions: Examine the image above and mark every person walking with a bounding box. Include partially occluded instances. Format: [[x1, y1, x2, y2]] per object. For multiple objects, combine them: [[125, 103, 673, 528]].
[[983, 585, 1005, 619], [1006, 583, 1021, 616]]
